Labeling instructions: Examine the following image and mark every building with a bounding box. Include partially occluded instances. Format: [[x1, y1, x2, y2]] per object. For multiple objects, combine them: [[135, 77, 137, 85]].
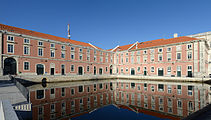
[[0, 23, 210, 78], [0, 23, 114, 76]]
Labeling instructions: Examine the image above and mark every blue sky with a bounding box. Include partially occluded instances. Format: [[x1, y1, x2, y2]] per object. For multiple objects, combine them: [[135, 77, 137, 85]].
[[1, 0, 211, 49]]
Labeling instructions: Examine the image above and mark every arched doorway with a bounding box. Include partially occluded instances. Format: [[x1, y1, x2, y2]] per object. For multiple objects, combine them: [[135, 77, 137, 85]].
[[110, 65, 112, 75], [99, 68, 103, 75], [3, 57, 17, 75], [36, 64, 44, 75], [131, 68, 135, 75], [94, 66, 96, 75], [78, 67, 83, 75]]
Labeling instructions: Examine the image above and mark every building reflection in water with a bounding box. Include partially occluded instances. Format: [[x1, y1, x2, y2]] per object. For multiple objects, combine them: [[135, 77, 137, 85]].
[[27, 80, 210, 120]]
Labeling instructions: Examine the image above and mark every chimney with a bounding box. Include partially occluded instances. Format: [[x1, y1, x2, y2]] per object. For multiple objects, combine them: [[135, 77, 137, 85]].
[[173, 33, 178, 38]]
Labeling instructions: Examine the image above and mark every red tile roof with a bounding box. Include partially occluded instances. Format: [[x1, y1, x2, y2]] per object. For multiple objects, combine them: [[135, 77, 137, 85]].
[[0, 23, 103, 50], [111, 37, 198, 51]]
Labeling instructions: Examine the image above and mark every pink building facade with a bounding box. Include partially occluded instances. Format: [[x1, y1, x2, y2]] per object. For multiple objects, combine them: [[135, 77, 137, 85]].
[[0, 23, 210, 78]]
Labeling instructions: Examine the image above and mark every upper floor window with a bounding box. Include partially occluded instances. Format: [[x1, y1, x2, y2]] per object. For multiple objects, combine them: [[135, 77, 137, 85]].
[[38, 41, 43, 46], [158, 54, 163, 61], [94, 50, 97, 54], [71, 47, 75, 51], [79, 48, 83, 52], [87, 49, 90, 53], [71, 53, 75, 59], [150, 49, 154, 54], [61, 45, 65, 50], [38, 48, 43, 56], [61, 51, 65, 58], [7, 36, 14, 41], [7, 44, 14, 53], [167, 47, 171, 52], [79, 54, 83, 60], [24, 38, 30, 44], [24, 46, 30, 55], [158, 48, 163, 53], [187, 52, 192, 59], [177, 53, 181, 60], [50, 43, 55, 48], [137, 51, 141, 55], [50, 50, 55, 57], [176, 45, 181, 51], [100, 52, 103, 56], [187, 44, 192, 50], [143, 50, 147, 54]]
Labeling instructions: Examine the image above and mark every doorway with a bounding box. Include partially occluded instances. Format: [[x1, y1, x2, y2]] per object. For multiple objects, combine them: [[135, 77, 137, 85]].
[[3, 58, 17, 75], [36, 64, 44, 75], [78, 67, 83, 75]]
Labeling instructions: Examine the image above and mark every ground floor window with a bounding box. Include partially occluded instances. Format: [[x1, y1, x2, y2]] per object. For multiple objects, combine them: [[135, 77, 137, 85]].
[[24, 62, 30, 70]]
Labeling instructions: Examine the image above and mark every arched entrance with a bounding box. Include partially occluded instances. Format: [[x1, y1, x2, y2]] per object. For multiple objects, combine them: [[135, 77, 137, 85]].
[[131, 68, 135, 75], [110, 65, 112, 75], [78, 67, 83, 75], [36, 64, 44, 75], [99, 68, 103, 75], [61, 65, 65, 75], [94, 66, 96, 75], [3, 57, 17, 75]]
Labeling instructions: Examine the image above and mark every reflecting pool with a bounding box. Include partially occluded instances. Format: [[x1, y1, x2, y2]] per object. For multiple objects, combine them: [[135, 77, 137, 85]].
[[26, 79, 211, 120]]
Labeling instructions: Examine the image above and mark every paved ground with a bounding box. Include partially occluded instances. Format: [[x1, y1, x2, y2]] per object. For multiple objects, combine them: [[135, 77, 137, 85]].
[[0, 80, 27, 105]]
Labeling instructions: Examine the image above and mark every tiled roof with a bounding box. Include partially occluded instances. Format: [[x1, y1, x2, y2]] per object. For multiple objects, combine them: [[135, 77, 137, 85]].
[[112, 37, 198, 51], [0, 23, 103, 50]]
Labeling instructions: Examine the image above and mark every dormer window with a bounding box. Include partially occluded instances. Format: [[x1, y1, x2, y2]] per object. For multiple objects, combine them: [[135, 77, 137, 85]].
[[24, 38, 30, 44], [7, 36, 14, 41], [38, 41, 43, 46]]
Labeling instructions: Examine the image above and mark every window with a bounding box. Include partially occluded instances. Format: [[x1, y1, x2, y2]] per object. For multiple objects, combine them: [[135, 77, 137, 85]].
[[121, 68, 123, 73], [50, 104, 55, 113], [151, 55, 154, 62], [158, 84, 164, 92], [36, 90, 44, 99], [87, 87, 90, 93], [106, 67, 108, 72], [167, 47, 171, 52], [38, 48, 43, 56], [126, 58, 128, 63], [167, 85, 171, 93], [158, 48, 163, 53], [137, 51, 141, 55], [61, 45, 65, 50], [177, 85, 182, 95], [167, 53, 171, 61], [50, 43, 55, 48], [188, 86, 193, 96], [24, 38, 30, 44], [50, 50, 55, 57], [87, 66, 89, 72], [151, 86, 155, 92], [159, 98, 163, 105], [176, 45, 181, 51], [87, 56, 90, 61], [24, 46, 30, 55], [131, 57, 134, 63], [143, 50, 147, 54], [177, 100, 182, 108], [187, 52, 192, 59], [79, 48, 83, 52], [137, 56, 140, 63], [143, 56, 147, 62], [100, 57, 103, 62], [177, 53, 181, 60], [71, 88, 75, 95], [7, 36, 14, 41], [7, 44, 14, 53], [168, 98, 172, 107], [61, 88, 65, 96], [167, 67, 171, 75], [99, 83, 103, 89], [71, 65, 74, 72], [71, 53, 75, 59], [188, 101, 193, 110], [61, 51, 65, 58], [137, 67, 140, 72], [144, 83, 147, 91], [126, 68, 128, 72], [38, 106, 43, 115], [187, 44, 192, 49], [158, 54, 162, 61], [150, 49, 154, 54], [38, 41, 43, 46], [78, 86, 83, 92], [131, 83, 135, 89], [79, 54, 83, 60], [94, 56, 97, 61], [71, 47, 75, 51], [151, 67, 154, 72], [24, 62, 29, 70]]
